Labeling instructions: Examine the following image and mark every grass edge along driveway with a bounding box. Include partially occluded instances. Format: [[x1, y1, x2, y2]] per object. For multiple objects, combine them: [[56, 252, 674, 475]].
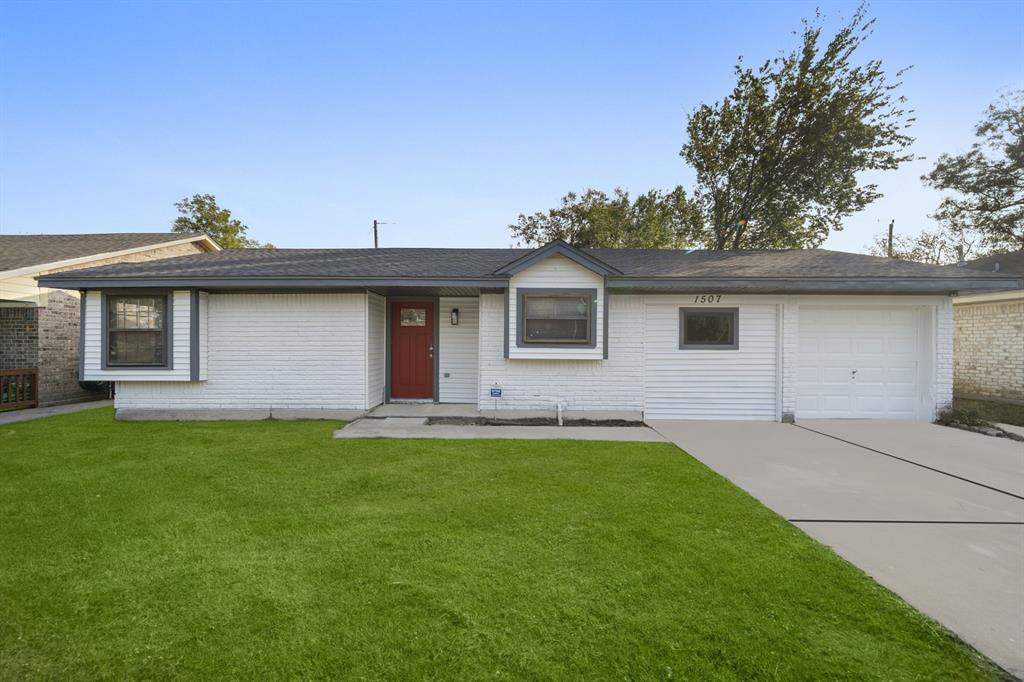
[[0, 408, 1006, 680]]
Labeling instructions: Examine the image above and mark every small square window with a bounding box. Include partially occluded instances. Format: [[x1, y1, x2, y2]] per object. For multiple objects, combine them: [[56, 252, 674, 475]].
[[679, 308, 738, 350], [399, 308, 427, 326]]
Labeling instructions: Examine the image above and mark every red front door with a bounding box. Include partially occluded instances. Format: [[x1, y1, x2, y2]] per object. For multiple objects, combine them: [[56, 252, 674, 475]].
[[391, 302, 434, 399]]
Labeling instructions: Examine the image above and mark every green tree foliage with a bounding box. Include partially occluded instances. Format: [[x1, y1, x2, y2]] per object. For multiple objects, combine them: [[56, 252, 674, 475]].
[[510, 4, 914, 251], [682, 4, 914, 249], [923, 90, 1024, 253], [172, 194, 274, 249], [509, 187, 700, 248]]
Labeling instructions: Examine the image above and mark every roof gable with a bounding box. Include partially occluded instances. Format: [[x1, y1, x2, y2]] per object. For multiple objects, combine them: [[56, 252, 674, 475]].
[[493, 240, 622, 277], [0, 232, 219, 278]]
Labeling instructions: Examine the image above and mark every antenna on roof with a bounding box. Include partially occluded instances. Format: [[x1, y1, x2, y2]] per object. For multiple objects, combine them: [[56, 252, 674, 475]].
[[372, 219, 391, 249], [887, 219, 894, 258]]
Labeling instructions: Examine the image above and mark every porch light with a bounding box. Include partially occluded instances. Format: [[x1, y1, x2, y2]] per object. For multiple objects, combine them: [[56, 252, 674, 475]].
[[450, 308, 459, 326]]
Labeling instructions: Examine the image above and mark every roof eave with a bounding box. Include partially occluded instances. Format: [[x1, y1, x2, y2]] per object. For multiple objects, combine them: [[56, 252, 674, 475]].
[[607, 276, 1024, 294], [34, 275, 509, 290]]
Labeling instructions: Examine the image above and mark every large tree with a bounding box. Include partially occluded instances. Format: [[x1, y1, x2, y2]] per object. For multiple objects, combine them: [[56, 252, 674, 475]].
[[511, 4, 915, 250], [923, 90, 1024, 253], [682, 5, 914, 249], [509, 187, 700, 248], [172, 194, 274, 249]]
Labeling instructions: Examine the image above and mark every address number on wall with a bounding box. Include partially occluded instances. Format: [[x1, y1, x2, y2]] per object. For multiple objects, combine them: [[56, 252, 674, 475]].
[[692, 294, 723, 303]]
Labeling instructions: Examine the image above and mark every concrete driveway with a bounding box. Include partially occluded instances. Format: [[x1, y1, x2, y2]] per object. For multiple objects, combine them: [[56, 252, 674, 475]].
[[647, 419, 1024, 678]]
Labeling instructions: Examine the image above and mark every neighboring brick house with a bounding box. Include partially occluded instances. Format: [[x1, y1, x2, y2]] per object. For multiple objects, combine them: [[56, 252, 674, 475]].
[[955, 250, 1024, 404], [1, 233, 219, 408]]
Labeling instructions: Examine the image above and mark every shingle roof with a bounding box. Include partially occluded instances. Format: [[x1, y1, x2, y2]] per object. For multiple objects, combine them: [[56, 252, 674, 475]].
[[35, 245, 1018, 282], [0, 232, 211, 274], [963, 249, 1024, 277]]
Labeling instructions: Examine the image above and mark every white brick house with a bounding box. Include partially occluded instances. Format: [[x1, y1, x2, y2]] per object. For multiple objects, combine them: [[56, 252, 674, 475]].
[[38, 241, 1020, 421]]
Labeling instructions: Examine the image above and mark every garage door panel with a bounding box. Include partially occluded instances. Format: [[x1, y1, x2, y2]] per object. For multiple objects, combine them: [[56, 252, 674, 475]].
[[797, 306, 924, 420]]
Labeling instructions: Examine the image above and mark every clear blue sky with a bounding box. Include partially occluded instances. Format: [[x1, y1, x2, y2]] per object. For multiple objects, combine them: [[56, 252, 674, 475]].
[[1, 1, 1021, 252]]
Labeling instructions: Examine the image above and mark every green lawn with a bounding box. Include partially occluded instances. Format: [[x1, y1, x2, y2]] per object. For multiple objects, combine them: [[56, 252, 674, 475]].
[[0, 408, 1001, 680]]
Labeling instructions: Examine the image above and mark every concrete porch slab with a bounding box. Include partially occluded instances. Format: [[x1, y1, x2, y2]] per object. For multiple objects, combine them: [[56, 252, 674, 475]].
[[369, 403, 479, 418]]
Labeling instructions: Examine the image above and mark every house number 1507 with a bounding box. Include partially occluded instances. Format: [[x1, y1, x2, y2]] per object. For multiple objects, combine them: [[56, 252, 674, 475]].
[[693, 294, 722, 303]]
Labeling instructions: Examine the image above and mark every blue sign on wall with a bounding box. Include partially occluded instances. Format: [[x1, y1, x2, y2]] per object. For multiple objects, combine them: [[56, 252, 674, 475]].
[[490, 387, 502, 398]]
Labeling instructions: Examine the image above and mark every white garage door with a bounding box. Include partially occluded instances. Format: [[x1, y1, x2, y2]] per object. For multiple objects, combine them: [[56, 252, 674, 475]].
[[796, 307, 923, 419]]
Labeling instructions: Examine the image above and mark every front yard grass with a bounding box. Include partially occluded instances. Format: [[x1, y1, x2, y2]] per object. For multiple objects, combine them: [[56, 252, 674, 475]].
[[0, 408, 1002, 680]]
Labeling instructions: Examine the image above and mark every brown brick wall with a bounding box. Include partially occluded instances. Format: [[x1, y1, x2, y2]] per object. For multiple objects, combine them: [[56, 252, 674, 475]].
[[0, 307, 38, 369], [954, 297, 1024, 402], [28, 240, 208, 406]]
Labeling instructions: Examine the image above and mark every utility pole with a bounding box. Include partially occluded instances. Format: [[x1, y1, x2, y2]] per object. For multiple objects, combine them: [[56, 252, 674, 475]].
[[887, 219, 894, 258], [373, 219, 389, 249]]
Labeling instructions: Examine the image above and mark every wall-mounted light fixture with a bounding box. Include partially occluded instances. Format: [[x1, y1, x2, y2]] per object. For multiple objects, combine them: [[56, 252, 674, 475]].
[[450, 308, 459, 326]]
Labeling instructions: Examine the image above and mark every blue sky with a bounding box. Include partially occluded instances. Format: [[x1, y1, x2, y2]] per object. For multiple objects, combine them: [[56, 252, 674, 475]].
[[1, 1, 1021, 252]]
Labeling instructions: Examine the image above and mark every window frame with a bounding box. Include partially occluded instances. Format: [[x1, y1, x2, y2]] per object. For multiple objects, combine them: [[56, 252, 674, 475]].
[[101, 292, 173, 369], [516, 287, 598, 348], [678, 307, 739, 350]]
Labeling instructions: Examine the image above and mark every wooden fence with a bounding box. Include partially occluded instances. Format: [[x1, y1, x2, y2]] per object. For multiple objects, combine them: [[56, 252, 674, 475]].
[[0, 368, 38, 411]]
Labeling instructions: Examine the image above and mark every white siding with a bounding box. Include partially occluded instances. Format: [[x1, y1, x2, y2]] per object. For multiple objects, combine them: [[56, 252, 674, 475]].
[[479, 293, 643, 411], [780, 298, 798, 418], [0, 275, 43, 306], [509, 254, 604, 360], [643, 298, 779, 420], [83, 289, 193, 381], [115, 293, 367, 409], [198, 292, 209, 381], [438, 296, 479, 403], [366, 292, 386, 409]]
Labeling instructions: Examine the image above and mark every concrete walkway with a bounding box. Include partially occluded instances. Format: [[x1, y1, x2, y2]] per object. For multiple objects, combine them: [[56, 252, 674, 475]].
[[0, 400, 112, 425], [334, 416, 666, 441], [647, 419, 1024, 678]]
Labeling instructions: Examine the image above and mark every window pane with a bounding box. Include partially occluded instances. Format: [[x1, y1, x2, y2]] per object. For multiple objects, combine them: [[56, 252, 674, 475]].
[[109, 296, 164, 330], [108, 331, 164, 365], [684, 312, 734, 345], [524, 318, 589, 342], [399, 308, 427, 326], [524, 296, 588, 319]]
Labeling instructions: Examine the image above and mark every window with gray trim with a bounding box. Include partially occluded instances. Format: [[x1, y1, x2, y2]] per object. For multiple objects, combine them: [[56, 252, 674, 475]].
[[106, 294, 169, 366], [679, 308, 738, 349], [517, 288, 596, 347]]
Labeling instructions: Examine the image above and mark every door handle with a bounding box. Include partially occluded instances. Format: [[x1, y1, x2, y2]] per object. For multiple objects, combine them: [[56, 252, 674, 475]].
[[851, 369, 858, 379]]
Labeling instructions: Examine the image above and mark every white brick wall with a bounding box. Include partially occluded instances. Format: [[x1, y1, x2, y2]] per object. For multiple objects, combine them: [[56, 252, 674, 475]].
[[116, 293, 367, 409], [438, 297, 479, 403], [478, 293, 643, 411], [936, 298, 954, 412]]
